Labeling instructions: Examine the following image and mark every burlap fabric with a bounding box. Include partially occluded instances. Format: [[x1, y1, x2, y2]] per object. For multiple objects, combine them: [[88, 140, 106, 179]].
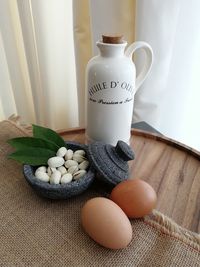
[[0, 119, 199, 267]]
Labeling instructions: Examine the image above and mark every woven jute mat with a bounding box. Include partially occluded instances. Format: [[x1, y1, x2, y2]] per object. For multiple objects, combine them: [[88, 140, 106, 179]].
[[0, 118, 199, 267]]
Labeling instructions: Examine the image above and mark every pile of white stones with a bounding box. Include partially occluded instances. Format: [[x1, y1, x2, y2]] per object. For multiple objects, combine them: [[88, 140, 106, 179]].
[[35, 147, 89, 185]]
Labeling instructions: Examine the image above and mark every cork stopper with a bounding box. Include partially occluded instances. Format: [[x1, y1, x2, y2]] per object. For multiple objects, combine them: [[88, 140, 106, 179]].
[[102, 34, 124, 44]]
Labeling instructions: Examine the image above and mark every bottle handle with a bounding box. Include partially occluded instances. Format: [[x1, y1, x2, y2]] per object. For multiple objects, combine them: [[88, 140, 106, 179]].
[[125, 41, 153, 92]]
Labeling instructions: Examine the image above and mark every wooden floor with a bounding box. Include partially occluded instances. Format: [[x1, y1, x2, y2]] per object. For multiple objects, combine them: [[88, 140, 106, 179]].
[[59, 128, 200, 233]]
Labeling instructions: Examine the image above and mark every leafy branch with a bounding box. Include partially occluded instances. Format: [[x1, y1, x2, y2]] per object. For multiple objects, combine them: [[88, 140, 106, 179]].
[[7, 124, 66, 166]]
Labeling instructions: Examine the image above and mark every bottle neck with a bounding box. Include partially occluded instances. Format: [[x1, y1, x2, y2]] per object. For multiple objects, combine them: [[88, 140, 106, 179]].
[[97, 41, 127, 58]]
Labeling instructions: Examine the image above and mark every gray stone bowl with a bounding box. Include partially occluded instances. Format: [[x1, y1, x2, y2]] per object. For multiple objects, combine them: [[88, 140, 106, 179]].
[[23, 141, 95, 199]]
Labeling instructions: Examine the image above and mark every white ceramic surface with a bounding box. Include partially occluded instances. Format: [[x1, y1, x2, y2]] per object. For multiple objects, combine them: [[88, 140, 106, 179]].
[[86, 40, 153, 145]]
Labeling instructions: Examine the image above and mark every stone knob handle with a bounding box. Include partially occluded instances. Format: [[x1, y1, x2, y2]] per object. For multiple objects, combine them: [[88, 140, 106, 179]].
[[115, 141, 135, 161]]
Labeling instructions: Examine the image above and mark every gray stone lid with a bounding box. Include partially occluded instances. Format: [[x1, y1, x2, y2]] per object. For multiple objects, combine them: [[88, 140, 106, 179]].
[[88, 140, 135, 186]]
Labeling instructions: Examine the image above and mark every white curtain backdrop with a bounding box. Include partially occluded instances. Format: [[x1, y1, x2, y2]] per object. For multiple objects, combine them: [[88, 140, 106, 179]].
[[134, 0, 200, 150], [0, 0, 78, 129], [0, 0, 200, 150]]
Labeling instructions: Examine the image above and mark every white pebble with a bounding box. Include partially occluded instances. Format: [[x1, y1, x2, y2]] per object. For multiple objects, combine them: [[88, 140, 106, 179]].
[[47, 167, 56, 176], [57, 166, 67, 175], [61, 173, 73, 184], [56, 147, 67, 157], [65, 149, 74, 160], [68, 165, 79, 174], [50, 170, 61, 184], [65, 160, 78, 168], [79, 160, 89, 170], [73, 170, 87, 180], [74, 150, 86, 156], [73, 154, 85, 163], [48, 156, 64, 168], [35, 171, 50, 182], [35, 166, 47, 173]]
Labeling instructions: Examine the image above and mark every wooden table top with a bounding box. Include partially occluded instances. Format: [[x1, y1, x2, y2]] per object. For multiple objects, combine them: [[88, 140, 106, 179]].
[[59, 128, 200, 233]]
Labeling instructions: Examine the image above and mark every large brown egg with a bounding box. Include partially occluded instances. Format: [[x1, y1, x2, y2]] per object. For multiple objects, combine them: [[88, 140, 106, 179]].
[[110, 179, 157, 218], [81, 197, 132, 249]]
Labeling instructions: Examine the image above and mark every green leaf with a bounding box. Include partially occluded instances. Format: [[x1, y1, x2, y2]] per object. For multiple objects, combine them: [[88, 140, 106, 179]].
[[7, 137, 59, 152], [8, 148, 55, 166], [33, 124, 65, 148]]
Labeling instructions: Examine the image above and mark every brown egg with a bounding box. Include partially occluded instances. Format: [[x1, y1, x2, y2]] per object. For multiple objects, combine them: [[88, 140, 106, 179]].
[[81, 197, 132, 249], [110, 179, 157, 218]]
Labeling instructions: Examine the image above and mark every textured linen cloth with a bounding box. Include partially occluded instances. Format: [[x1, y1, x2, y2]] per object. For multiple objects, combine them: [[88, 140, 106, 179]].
[[0, 119, 199, 267]]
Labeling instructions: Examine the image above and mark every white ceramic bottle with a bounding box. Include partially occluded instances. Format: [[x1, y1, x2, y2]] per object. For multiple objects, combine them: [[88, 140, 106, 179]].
[[86, 35, 153, 145]]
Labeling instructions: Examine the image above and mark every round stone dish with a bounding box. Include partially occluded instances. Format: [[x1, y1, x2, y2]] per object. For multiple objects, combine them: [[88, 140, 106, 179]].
[[23, 141, 95, 199]]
